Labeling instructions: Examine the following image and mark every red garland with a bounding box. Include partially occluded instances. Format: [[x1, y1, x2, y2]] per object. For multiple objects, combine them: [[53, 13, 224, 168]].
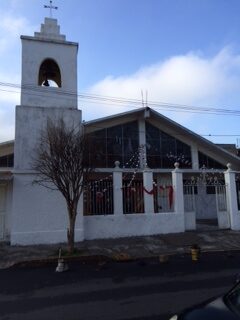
[[96, 191, 104, 203], [159, 185, 174, 209], [143, 186, 155, 195], [122, 185, 174, 209]]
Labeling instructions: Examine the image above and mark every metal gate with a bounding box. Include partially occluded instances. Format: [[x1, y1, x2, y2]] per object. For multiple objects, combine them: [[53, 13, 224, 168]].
[[184, 181, 229, 229], [122, 180, 144, 214]]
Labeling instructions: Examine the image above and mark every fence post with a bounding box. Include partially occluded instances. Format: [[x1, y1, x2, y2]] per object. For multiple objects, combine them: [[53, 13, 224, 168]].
[[143, 168, 154, 213], [172, 162, 185, 224], [113, 161, 123, 215], [224, 163, 240, 230]]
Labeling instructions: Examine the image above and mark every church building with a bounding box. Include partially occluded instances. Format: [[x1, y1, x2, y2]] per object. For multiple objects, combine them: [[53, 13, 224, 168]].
[[1, 17, 240, 245]]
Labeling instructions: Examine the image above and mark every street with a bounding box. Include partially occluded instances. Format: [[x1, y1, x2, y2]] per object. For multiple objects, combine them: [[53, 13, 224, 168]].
[[0, 252, 240, 320]]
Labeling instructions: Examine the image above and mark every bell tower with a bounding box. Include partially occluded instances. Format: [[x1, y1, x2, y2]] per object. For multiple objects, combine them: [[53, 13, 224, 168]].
[[11, 16, 83, 245], [21, 17, 78, 108], [14, 17, 81, 171]]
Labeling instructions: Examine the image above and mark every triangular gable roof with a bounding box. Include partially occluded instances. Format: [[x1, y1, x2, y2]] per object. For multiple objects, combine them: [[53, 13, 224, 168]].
[[0, 140, 14, 157], [84, 107, 240, 170], [1, 108, 240, 170]]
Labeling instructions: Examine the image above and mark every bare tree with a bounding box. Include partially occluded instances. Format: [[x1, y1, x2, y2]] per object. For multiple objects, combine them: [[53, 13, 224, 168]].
[[32, 117, 92, 253]]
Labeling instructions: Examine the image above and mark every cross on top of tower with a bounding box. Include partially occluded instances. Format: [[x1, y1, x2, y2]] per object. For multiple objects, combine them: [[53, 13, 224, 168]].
[[44, 0, 58, 18]]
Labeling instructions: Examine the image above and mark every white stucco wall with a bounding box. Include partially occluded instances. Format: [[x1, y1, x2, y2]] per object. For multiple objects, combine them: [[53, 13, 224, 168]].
[[14, 106, 82, 170], [11, 174, 84, 245], [83, 212, 185, 240], [11, 105, 83, 245]]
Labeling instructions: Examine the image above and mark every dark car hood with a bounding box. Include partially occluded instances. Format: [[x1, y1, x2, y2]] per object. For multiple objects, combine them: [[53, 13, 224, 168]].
[[182, 297, 239, 320]]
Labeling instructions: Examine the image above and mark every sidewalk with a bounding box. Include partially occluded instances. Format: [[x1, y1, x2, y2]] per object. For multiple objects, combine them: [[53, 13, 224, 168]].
[[1, 229, 240, 269]]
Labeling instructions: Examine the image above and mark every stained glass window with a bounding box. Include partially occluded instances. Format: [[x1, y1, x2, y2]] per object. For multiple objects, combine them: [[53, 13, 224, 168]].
[[198, 151, 225, 169], [0, 154, 14, 167], [87, 121, 139, 168], [146, 122, 192, 168]]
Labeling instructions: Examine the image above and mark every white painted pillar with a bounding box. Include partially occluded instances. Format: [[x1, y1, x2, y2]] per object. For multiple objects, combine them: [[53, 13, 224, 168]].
[[171, 162, 185, 232], [143, 169, 154, 214], [224, 163, 240, 230], [138, 119, 147, 169], [191, 144, 199, 170], [113, 161, 123, 215], [172, 162, 184, 215]]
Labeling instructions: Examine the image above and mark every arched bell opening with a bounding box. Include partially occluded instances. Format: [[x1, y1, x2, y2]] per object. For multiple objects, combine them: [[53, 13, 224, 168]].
[[38, 59, 62, 87]]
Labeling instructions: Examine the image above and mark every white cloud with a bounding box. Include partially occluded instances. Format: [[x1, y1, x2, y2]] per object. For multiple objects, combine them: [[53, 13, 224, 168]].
[[0, 11, 36, 54], [0, 103, 15, 142], [0, 10, 36, 142], [2, 15, 28, 36], [1, 34, 240, 143], [85, 47, 240, 126]]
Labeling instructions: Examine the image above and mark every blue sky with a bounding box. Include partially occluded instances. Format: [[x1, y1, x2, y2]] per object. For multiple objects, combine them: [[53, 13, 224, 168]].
[[1, 0, 240, 145]]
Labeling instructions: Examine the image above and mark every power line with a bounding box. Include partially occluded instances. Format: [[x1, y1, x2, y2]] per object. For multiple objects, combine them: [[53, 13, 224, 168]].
[[1, 81, 240, 116], [1, 82, 240, 139]]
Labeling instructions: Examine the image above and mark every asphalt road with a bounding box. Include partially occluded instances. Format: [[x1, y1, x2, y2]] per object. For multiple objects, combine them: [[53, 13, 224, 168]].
[[0, 252, 240, 320]]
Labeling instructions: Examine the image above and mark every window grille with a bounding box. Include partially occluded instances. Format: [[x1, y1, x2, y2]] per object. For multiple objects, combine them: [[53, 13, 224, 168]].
[[84, 178, 113, 215]]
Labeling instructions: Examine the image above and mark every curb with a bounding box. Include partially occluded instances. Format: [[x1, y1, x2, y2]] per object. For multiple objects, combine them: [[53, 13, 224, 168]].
[[9, 254, 113, 269], [2, 248, 240, 270]]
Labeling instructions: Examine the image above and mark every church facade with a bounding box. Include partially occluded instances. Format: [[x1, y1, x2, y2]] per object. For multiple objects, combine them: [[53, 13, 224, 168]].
[[1, 17, 240, 245]]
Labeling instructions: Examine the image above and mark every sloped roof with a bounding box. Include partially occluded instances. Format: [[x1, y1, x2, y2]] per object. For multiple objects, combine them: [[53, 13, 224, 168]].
[[0, 140, 14, 157], [84, 107, 240, 170], [1, 108, 240, 170]]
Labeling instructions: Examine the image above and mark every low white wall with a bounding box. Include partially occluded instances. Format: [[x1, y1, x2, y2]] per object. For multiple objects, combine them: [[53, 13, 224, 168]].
[[84, 212, 185, 240], [11, 174, 84, 245], [10, 173, 185, 245]]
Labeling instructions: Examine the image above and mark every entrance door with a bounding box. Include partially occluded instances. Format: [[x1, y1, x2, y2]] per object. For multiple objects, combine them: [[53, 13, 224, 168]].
[[184, 182, 230, 230], [196, 184, 218, 221], [0, 184, 6, 240]]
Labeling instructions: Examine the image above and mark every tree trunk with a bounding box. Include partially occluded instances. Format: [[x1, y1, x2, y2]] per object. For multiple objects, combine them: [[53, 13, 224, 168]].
[[67, 208, 77, 254]]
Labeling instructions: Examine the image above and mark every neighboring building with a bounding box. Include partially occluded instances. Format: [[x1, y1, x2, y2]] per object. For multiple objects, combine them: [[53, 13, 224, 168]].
[[1, 17, 240, 245], [217, 144, 240, 157]]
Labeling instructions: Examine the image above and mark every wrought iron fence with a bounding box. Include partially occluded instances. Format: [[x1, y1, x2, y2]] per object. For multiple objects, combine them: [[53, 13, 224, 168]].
[[122, 180, 144, 214], [84, 179, 113, 215], [183, 185, 196, 212], [154, 185, 174, 213], [216, 185, 227, 212], [183, 179, 227, 213]]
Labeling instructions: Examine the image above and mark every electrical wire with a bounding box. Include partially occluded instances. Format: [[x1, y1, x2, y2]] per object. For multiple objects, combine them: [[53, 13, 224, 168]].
[[1, 81, 240, 116], [1, 81, 240, 139]]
